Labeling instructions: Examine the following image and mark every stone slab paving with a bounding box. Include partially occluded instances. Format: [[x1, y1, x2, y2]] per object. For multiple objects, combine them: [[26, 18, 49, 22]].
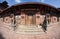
[[0, 22, 60, 39]]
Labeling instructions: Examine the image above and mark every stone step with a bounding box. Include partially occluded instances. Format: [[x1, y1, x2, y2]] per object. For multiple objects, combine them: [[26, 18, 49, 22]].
[[1, 22, 60, 34], [15, 25, 45, 34]]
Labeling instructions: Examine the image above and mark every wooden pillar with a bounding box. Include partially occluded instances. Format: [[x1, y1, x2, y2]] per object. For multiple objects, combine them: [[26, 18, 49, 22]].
[[57, 17, 59, 22]]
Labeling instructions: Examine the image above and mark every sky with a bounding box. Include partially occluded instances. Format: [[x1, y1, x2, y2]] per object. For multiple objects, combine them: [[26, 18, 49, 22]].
[[0, 0, 60, 8]]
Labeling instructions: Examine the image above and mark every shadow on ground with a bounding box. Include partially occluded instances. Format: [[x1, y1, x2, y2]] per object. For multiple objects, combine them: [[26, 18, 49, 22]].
[[0, 34, 5, 39]]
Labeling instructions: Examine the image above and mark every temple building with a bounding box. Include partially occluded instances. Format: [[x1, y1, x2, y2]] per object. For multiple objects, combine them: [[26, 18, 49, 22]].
[[0, 1, 8, 12], [0, 1, 60, 39], [0, 2, 60, 29]]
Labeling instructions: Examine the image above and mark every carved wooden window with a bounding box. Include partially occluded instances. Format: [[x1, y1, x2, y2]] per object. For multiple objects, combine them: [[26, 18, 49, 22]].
[[4, 16, 11, 24], [51, 16, 57, 23]]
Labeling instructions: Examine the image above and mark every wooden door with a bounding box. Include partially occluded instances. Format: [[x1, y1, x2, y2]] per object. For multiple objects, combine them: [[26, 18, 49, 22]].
[[26, 16, 33, 25]]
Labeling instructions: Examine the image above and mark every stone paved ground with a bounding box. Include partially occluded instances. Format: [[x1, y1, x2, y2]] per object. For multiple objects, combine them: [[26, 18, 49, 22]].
[[0, 22, 60, 39]]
